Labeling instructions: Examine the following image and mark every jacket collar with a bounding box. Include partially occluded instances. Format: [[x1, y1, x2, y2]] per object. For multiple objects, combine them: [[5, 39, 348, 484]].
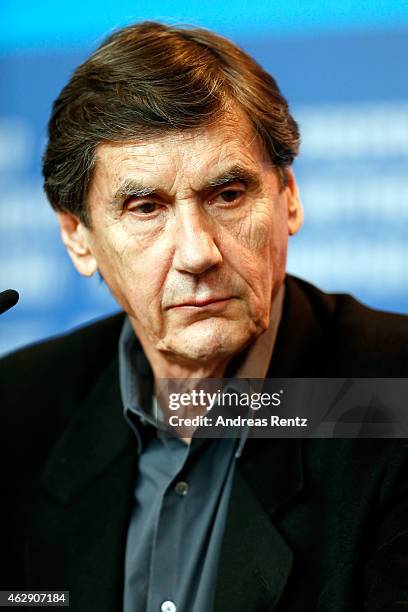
[[269, 275, 330, 377], [40, 356, 134, 504]]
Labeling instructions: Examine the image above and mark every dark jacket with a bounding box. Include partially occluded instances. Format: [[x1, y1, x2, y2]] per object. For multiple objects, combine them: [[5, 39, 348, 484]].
[[1, 275, 407, 611]]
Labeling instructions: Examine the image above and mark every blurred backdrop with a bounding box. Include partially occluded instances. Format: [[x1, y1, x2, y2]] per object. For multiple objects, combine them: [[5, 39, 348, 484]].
[[1, 0, 408, 355]]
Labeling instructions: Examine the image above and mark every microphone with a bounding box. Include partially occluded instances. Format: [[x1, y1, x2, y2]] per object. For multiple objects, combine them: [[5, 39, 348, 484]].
[[0, 289, 19, 315]]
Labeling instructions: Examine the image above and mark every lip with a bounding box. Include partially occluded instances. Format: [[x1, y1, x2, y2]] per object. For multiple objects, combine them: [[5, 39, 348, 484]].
[[168, 297, 234, 309]]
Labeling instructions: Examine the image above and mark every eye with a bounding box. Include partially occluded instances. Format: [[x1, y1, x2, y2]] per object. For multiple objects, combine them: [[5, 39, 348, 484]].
[[210, 188, 244, 206], [127, 201, 162, 216], [220, 190, 241, 203]]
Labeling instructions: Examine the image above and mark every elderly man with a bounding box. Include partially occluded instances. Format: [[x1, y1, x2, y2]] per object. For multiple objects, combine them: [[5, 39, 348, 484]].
[[1, 21, 407, 612]]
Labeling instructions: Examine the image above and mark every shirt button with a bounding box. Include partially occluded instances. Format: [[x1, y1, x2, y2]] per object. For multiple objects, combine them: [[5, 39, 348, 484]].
[[161, 601, 176, 612], [174, 481, 189, 496]]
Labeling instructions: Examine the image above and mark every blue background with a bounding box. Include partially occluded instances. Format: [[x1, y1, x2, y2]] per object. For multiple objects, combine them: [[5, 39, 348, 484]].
[[1, 1, 407, 355]]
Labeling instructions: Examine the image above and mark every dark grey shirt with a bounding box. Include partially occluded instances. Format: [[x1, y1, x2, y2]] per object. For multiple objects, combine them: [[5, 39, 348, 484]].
[[120, 289, 284, 612], [120, 318, 244, 612]]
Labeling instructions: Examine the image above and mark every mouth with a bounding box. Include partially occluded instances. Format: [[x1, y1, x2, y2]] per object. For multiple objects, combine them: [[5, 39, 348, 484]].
[[168, 297, 234, 310]]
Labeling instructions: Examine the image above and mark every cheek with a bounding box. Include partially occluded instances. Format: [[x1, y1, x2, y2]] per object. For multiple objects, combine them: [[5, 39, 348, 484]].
[[224, 203, 287, 272], [225, 197, 285, 248], [248, 204, 288, 275], [219, 203, 288, 318], [92, 224, 172, 316]]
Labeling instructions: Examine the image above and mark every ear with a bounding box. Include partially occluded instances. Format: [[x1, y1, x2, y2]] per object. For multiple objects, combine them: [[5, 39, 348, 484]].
[[285, 168, 303, 236], [56, 212, 98, 277]]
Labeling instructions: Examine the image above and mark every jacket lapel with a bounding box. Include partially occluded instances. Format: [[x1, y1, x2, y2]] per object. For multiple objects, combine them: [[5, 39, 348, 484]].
[[214, 275, 328, 611], [25, 356, 137, 612], [214, 439, 303, 612]]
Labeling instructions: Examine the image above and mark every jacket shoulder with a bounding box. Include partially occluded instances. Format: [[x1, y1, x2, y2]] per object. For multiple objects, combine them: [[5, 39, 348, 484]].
[[294, 276, 408, 375], [0, 312, 125, 429]]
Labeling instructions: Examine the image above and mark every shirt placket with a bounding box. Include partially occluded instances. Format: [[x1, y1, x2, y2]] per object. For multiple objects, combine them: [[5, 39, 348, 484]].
[[147, 436, 190, 612]]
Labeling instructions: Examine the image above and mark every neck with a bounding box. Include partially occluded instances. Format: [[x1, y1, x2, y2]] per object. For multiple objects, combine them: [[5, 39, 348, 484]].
[[135, 340, 231, 381], [132, 334, 235, 445]]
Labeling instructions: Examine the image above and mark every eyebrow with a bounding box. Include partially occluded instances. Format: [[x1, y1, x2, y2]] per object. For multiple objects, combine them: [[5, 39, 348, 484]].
[[109, 163, 261, 209], [111, 181, 157, 205], [205, 165, 261, 191]]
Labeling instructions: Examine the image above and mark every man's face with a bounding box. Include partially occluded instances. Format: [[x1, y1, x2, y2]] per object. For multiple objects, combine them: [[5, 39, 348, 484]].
[[60, 110, 302, 366]]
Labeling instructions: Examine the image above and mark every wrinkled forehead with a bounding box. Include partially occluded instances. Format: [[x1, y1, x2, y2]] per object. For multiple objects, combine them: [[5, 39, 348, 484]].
[[89, 108, 271, 197]]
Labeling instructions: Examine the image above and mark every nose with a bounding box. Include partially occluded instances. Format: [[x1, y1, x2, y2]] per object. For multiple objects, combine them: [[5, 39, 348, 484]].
[[173, 208, 222, 275]]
